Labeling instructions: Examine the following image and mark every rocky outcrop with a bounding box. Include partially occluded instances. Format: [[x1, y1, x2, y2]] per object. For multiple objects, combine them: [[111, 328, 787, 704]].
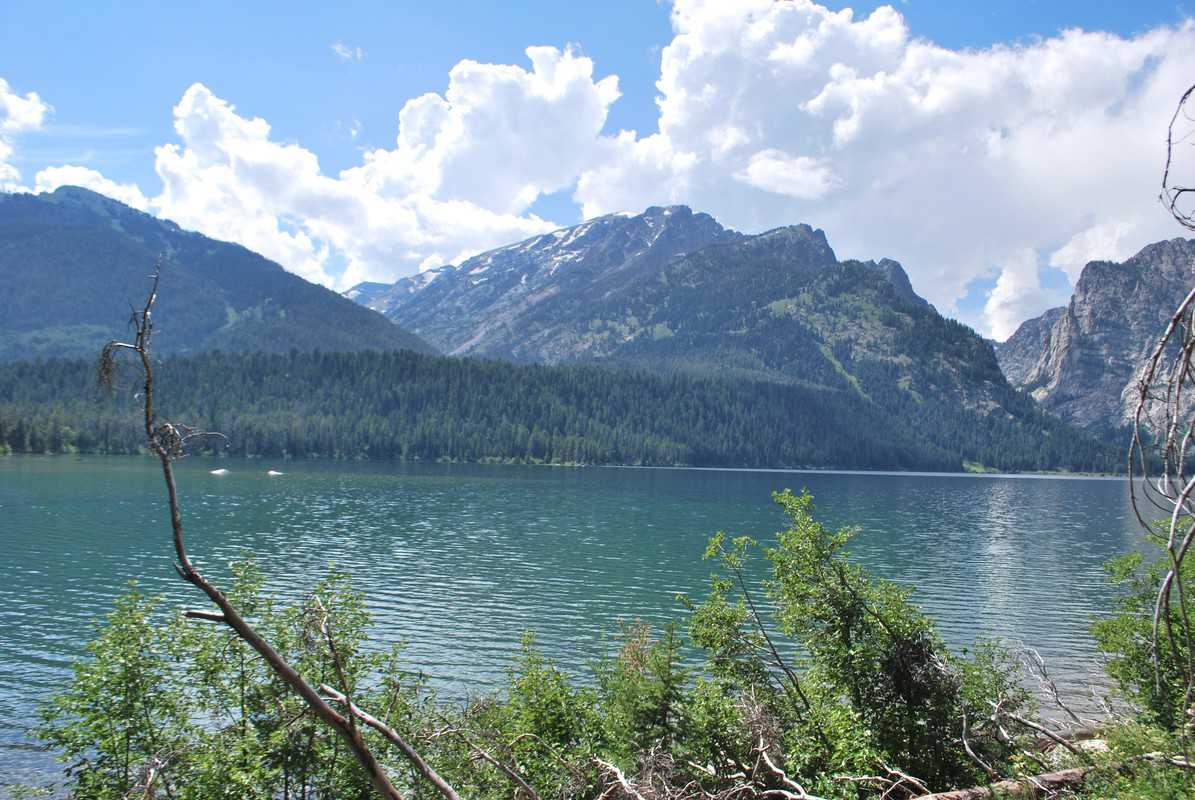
[[997, 239, 1195, 433], [997, 307, 1064, 387]]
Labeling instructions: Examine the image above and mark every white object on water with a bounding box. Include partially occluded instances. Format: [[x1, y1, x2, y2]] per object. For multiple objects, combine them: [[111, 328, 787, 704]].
[[266, 470, 284, 476], [209, 468, 230, 475]]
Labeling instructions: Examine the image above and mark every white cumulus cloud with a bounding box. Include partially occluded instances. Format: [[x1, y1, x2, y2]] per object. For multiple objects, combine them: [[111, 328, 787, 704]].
[[0, 77, 51, 192], [29, 46, 619, 288], [735, 150, 838, 199], [983, 249, 1070, 341]]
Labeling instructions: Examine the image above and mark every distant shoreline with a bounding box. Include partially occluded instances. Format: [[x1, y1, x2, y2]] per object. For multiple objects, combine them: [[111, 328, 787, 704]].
[[0, 450, 1126, 480], [600, 463, 1125, 481]]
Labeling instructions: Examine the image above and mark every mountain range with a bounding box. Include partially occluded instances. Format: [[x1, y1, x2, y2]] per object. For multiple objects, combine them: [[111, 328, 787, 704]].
[[0, 185, 1163, 470], [0, 187, 434, 360], [997, 238, 1195, 435], [350, 205, 1014, 419]]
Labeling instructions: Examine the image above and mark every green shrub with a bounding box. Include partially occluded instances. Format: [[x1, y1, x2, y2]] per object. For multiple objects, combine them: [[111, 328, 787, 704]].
[[684, 489, 1032, 794], [1092, 539, 1195, 732]]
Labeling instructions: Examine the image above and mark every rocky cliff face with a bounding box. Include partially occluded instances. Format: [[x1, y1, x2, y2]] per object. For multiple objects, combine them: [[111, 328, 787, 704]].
[[997, 238, 1195, 433], [997, 307, 1065, 387]]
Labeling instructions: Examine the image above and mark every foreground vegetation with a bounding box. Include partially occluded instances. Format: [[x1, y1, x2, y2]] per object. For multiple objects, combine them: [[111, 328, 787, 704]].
[[18, 490, 1194, 799], [0, 349, 1120, 473]]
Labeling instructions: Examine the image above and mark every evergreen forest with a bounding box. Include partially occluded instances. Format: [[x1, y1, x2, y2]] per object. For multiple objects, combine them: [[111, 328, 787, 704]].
[[0, 348, 1120, 473]]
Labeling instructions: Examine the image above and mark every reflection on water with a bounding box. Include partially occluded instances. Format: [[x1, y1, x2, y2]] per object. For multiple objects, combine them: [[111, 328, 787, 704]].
[[0, 456, 1146, 782]]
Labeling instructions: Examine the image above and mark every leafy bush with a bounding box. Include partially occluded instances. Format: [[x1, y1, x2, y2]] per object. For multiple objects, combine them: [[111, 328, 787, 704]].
[[686, 489, 1030, 793], [37, 562, 426, 800], [1092, 536, 1195, 732]]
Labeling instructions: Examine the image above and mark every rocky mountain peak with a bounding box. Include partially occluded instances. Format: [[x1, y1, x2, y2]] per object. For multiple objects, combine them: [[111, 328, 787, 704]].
[[997, 237, 1195, 433], [335, 203, 1060, 433], [641, 204, 690, 217], [347, 204, 742, 354], [726, 224, 838, 275], [756, 222, 831, 248], [1123, 236, 1195, 269], [857, 258, 927, 308]]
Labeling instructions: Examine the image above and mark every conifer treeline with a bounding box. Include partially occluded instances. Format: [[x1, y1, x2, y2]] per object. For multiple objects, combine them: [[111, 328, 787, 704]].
[[0, 349, 1119, 472]]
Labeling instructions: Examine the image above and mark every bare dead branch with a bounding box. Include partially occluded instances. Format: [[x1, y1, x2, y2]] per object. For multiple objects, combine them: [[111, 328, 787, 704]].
[[999, 709, 1092, 765], [318, 685, 460, 800], [596, 757, 651, 800], [1162, 83, 1195, 231], [1019, 647, 1089, 728], [459, 735, 541, 800], [100, 263, 461, 800], [960, 709, 1002, 782], [755, 740, 812, 799], [1127, 80, 1195, 766], [428, 715, 542, 800]]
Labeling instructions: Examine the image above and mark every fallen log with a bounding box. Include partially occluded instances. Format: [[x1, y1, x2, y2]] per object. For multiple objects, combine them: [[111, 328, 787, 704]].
[[920, 766, 1092, 799]]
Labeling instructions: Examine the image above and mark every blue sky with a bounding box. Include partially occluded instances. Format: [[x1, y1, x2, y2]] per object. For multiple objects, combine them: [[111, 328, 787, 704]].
[[3, 1, 1187, 197], [2, 1, 1193, 336]]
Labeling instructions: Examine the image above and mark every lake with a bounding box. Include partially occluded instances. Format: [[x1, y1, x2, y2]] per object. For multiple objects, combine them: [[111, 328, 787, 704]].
[[0, 455, 1149, 786]]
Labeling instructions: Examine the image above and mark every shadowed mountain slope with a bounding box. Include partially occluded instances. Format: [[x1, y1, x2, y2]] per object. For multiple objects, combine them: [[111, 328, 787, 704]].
[[0, 187, 434, 360]]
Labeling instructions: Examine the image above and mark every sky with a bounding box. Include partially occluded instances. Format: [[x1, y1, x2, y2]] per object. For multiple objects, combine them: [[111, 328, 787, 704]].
[[2, 0, 1194, 339]]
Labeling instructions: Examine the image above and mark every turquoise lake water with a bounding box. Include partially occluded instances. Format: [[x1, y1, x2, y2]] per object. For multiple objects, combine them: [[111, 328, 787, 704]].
[[0, 455, 1148, 785]]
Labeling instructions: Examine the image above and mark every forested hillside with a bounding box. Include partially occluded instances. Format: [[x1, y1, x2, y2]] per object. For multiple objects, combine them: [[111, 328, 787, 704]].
[[0, 187, 434, 359], [0, 349, 1119, 472]]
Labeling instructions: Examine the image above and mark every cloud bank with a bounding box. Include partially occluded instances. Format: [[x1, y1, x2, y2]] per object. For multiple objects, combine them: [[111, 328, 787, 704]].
[[35, 46, 617, 287], [16, 1, 1195, 337], [575, 1, 1195, 337]]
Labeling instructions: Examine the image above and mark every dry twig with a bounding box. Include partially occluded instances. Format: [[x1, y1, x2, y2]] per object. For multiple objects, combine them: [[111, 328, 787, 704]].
[[1130, 80, 1195, 763], [102, 264, 461, 800]]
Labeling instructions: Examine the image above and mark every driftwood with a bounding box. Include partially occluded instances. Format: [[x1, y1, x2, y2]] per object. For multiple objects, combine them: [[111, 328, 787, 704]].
[[921, 752, 1195, 799], [919, 767, 1091, 799]]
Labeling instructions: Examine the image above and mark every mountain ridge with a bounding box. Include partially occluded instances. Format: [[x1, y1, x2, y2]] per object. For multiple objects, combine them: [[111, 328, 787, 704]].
[[343, 204, 1108, 468], [0, 186, 435, 360], [354, 205, 743, 356], [0, 190, 1122, 473], [347, 205, 1000, 412]]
